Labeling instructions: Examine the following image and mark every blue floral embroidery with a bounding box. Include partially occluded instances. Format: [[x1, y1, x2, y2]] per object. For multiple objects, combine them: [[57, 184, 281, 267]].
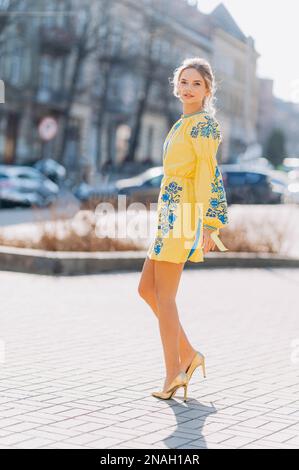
[[153, 180, 183, 254], [205, 166, 228, 224], [153, 236, 163, 254], [190, 115, 221, 141]]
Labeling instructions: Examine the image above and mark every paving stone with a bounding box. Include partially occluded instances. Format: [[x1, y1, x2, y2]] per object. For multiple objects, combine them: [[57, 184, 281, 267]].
[[0, 268, 299, 449]]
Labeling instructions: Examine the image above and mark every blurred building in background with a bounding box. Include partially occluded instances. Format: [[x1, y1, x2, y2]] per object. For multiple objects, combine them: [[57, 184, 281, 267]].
[[257, 77, 299, 158], [0, 0, 273, 184], [210, 3, 259, 161], [257, 78, 275, 151], [271, 99, 299, 157]]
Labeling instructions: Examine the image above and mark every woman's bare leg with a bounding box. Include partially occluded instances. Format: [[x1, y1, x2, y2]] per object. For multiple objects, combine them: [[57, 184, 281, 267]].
[[138, 257, 196, 375], [153, 259, 186, 390]]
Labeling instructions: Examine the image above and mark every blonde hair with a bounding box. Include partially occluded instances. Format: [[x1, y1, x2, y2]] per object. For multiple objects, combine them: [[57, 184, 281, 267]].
[[170, 57, 218, 118]]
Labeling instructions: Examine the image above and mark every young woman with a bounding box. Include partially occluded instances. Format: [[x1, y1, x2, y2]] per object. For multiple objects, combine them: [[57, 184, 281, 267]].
[[138, 57, 229, 402]]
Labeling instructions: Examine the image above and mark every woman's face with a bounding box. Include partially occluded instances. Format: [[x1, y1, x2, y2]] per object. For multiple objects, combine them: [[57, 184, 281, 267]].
[[177, 67, 210, 107]]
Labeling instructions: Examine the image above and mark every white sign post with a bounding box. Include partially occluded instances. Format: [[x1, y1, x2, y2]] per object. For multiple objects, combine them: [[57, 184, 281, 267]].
[[38, 116, 58, 160]]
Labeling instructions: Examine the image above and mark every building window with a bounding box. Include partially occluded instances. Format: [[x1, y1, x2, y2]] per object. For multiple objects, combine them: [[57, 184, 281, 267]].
[[3, 39, 24, 87], [39, 55, 64, 92], [39, 55, 52, 91]]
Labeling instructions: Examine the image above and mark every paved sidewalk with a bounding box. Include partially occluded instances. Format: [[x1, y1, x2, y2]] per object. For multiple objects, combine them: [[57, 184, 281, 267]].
[[0, 267, 299, 449]]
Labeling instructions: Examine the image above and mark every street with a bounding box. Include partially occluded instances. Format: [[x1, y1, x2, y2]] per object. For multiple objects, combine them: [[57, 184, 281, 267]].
[[0, 267, 299, 449]]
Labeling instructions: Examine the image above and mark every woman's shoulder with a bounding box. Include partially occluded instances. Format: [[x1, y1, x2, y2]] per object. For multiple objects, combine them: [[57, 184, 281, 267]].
[[188, 111, 219, 127], [188, 112, 222, 142]]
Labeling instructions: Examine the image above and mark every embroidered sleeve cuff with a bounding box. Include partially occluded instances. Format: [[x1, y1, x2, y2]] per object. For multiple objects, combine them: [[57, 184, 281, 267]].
[[203, 223, 218, 231]]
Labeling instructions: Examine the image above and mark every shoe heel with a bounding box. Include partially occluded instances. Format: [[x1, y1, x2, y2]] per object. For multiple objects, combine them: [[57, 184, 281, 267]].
[[201, 356, 206, 378], [183, 384, 188, 402]]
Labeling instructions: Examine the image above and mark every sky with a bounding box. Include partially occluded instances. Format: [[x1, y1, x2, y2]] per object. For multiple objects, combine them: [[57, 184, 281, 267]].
[[197, 0, 299, 103]]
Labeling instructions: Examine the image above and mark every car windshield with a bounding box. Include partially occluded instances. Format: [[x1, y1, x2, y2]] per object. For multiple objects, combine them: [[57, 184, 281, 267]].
[[246, 173, 265, 183]]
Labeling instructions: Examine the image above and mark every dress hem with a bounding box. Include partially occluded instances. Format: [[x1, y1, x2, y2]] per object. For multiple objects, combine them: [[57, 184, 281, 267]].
[[146, 253, 205, 264]]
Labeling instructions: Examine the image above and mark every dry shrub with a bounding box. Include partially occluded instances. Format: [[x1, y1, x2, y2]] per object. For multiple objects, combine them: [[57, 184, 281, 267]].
[[0, 205, 142, 252], [0, 202, 298, 255], [219, 205, 298, 254], [36, 212, 141, 252]]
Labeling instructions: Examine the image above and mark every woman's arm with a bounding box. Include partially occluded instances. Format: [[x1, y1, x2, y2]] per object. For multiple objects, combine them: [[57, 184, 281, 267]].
[[190, 115, 229, 252]]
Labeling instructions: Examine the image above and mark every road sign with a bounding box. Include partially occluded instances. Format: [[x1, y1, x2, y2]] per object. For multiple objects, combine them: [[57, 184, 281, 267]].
[[38, 116, 58, 141]]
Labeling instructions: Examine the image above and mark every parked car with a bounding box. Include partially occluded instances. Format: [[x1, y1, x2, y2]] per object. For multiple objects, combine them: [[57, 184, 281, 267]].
[[0, 182, 50, 208], [73, 163, 289, 207], [287, 169, 299, 181], [73, 166, 164, 204], [116, 166, 164, 202], [281, 157, 299, 173], [0, 164, 59, 208], [237, 157, 274, 171], [34, 158, 66, 185], [73, 180, 118, 202], [220, 164, 287, 204]]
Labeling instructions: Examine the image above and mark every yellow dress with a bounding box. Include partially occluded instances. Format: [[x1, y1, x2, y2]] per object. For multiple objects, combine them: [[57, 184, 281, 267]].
[[147, 109, 229, 263]]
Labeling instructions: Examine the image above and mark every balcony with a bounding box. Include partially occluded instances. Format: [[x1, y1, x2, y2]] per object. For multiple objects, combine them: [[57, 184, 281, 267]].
[[39, 25, 76, 55]]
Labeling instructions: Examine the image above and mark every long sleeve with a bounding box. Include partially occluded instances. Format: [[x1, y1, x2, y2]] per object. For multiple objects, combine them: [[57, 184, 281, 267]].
[[190, 115, 229, 251]]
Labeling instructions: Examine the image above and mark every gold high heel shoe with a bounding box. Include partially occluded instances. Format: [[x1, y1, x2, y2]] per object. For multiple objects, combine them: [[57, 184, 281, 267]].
[[151, 371, 188, 402], [185, 350, 206, 382]]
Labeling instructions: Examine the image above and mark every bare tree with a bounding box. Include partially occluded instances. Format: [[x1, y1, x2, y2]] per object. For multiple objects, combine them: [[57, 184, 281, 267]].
[[93, 0, 114, 172], [0, 0, 20, 38], [58, 0, 102, 162], [122, 0, 172, 164], [92, 0, 175, 171]]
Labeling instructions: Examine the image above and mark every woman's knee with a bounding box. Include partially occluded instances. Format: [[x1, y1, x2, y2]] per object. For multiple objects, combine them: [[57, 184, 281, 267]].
[[138, 281, 154, 302], [138, 257, 155, 301]]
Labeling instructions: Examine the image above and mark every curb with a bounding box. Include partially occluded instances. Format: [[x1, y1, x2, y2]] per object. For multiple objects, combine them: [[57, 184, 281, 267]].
[[0, 245, 299, 275]]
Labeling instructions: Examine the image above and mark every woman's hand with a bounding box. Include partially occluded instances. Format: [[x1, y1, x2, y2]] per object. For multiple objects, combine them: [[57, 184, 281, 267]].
[[202, 227, 216, 254]]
